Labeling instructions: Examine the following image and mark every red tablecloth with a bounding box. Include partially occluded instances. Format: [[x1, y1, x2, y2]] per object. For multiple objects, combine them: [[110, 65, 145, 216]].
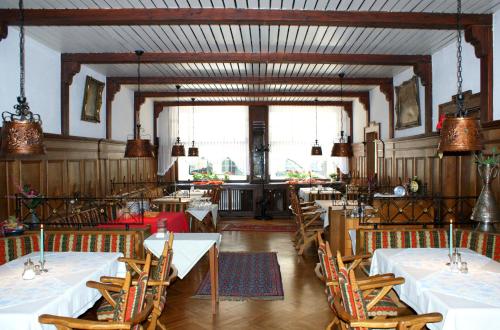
[[97, 212, 188, 233]]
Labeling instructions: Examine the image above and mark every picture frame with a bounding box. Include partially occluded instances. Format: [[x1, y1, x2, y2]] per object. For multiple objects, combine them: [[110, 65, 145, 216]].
[[81, 76, 104, 123], [395, 76, 421, 130]]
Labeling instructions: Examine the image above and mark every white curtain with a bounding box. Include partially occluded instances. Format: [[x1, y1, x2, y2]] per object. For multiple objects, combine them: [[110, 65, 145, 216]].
[[269, 105, 347, 179], [157, 106, 178, 175], [157, 106, 249, 180]]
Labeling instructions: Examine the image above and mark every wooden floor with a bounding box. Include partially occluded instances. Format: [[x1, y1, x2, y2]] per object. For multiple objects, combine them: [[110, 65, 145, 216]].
[[82, 218, 416, 329], [161, 219, 333, 330]]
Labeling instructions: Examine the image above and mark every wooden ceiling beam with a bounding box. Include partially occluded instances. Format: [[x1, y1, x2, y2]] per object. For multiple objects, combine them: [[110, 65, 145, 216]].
[[155, 101, 352, 107], [0, 9, 491, 29], [110, 76, 391, 86], [62, 52, 430, 66], [136, 90, 370, 99]]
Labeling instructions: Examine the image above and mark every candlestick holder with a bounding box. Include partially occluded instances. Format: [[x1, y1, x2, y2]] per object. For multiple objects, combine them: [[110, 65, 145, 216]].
[[38, 259, 48, 273], [447, 248, 461, 272]]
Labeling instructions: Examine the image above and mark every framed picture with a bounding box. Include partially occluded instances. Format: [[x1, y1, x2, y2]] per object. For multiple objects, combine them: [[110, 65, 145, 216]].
[[81, 76, 104, 123], [395, 76, 421, 130]]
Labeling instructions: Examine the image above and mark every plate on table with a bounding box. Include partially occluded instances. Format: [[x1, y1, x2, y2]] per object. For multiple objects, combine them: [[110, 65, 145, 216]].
[[393, 186, 406, 197]]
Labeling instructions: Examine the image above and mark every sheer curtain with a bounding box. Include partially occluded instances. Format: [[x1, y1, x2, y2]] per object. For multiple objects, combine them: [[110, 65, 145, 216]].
[[269, 105, 347, 179], [157, 106, 178, 175], [176, 106, 249, 180]]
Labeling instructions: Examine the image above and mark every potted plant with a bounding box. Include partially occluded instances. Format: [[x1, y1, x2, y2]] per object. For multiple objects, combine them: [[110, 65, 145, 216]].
[[471, 147, 499, 232]]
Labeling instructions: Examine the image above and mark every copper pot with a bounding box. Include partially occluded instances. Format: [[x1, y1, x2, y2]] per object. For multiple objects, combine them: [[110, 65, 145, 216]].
[[331, 142, 353, 157], [438, 117, 482, 153], [0, 120, 45, 156], [124, 138, 154, 158]]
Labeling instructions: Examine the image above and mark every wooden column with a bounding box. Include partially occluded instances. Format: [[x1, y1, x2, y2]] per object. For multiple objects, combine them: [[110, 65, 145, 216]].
[[358, 93, 371, 123], [465, 25, 493, 123], [379, 82, 394, 139], [0, 23, 7, 41], [105, 78, 120, 140], [413, 61, 433, 134], [344, 102, 354, 141], [60, 59, 81, 136]]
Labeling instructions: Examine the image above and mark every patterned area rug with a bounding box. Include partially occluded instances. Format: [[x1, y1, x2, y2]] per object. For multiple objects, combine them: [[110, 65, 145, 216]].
[[221, 223, 296, 232], [193, 252, 284, 300]]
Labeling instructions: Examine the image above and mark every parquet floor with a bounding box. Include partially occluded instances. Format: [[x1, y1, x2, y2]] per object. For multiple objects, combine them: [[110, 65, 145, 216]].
[[82, 218, 416, 330], [160, 219, 333, 330]]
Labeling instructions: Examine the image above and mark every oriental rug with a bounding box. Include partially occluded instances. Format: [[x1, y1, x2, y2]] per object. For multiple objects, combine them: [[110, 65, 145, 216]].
[[193, 252, 284, 300]]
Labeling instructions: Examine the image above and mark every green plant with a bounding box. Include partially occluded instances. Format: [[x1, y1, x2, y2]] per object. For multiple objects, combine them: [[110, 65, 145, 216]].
[[474, 147, 499, 166]]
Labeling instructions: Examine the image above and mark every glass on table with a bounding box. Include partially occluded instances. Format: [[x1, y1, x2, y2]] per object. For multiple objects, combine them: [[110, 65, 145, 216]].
[[460, 262, 468, 273], [157, 218, 167, 237]]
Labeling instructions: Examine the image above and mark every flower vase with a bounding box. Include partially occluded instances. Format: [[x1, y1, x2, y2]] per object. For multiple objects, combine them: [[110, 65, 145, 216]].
[[471, 164, 500, 232]]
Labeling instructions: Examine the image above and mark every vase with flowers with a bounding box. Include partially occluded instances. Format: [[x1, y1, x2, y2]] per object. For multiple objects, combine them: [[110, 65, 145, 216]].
[[471, 148, 499, 232]]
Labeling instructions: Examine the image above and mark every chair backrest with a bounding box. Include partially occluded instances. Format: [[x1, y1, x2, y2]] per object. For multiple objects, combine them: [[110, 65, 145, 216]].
[[112, 271, 149, 327], [335, 251, 369, 330], [160, 200, 188, 213], [210, 185, 222, 204], [316, 233, 341, 311], [152, 232, 174, 310]]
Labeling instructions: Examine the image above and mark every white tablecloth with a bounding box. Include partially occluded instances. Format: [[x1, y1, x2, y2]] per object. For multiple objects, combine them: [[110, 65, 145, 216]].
[[314, 200, 371, 228], [370, 248, 500, 330], [144, 232, 221, 279], [187, 204, 219, 228], [298, 187, 340, 202], [153, 196, 192, 204], [0, 252, 126, 330], [171, 189, 206, 199]]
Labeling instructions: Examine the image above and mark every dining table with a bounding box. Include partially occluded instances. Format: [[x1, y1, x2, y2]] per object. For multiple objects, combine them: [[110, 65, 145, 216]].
[[0, 251, 126, 330], [144, 232, 221, 314], [298, 187, 341, 202], [97, 211, 189, 233], [370, 248, 500, 330]]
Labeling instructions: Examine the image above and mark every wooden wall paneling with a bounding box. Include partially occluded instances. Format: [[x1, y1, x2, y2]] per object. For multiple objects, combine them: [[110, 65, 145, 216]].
[[395, 158, 404, 183], [405, 158, 414, 180], [0, 162, 8, 219], [385, 158, 393, 184], [83, 160, 98, 196], [119, 159, 129, 184], [46, 160, 65, 196], [415, 157, 426, 185], [129, 159, 138, 183], [67, 160, 82, 194]]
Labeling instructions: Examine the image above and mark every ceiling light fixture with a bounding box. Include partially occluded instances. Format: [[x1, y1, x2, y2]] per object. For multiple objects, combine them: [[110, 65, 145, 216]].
[[311, 99, 323, 156], [188, 97, 199, 157], [171, 85, 185, 157], [331, 73, 353, 157]]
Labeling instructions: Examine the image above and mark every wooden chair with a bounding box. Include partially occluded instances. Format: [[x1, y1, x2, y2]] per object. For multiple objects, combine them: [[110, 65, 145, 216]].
[[316, 233, 403, 329], [209, 185, 222, 204], [332, 251, 442, 330], [290, 190, 323, 255], [98, 233, 175, 330], [158, 199, 189, 213], [39, 271, 153, 330]]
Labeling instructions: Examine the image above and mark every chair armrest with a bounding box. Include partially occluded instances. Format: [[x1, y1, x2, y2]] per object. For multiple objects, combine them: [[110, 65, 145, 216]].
[[300, 202, 316, 206], [38, 315, 131, 329], [118, 257, 146, 264], [86, 281, 122, 292], [100, 276, 125, 285], [341, 253, 372, 263], [350, 313, 443, 329], [357, 273, 395, 286], [358, 277, 405, 291]]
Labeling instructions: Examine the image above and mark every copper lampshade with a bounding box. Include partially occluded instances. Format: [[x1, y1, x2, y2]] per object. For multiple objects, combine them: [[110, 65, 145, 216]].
[[438, 116, 482, 153], [0, 119, 45, 156], [171, 137, 185, 157], [311, 140, 322, 156], [331, 142, 353, 157], [188, 141, 199, 157], [124, 138, 154, 158]]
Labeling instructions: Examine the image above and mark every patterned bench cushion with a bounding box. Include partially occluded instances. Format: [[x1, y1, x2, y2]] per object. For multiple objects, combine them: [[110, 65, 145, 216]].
[[0, 230, 138, 265], [45, 233, 135, 258], [359, 229, 499, 261], [0, 234, 39, 265]]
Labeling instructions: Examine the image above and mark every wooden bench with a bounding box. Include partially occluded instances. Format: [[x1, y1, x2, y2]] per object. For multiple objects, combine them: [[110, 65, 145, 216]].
[[357, 228, 500, 261], [0, 229, 145, 266]]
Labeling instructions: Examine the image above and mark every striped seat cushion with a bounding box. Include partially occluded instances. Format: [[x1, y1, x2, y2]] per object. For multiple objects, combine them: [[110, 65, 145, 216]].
[[361, 229, 499, 261], [45, 233, 135, 257], [0, 234, 39, 265], [364, 290, 399, 317], [96, 292, 122, 321]]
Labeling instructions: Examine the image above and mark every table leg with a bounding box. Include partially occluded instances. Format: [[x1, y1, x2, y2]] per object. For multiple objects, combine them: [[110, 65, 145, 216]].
[[208, 244, 219, 314]]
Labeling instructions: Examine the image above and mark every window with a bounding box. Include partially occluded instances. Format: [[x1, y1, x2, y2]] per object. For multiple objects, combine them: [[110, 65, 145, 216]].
[[177, 106, 249, 181], [269, 105, 345, 180]]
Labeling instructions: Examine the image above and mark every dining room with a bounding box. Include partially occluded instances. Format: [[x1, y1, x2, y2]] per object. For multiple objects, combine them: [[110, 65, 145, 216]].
[[0, 1, 500, 329]]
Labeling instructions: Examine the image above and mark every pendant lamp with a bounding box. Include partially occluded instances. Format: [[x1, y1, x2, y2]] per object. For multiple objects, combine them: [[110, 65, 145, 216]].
[[124, 50, 154, 158], [188, 98, 199, 157], [437, 0, 482, 153], [171, 85, 185, 157], [331, 73, 353, 157], [311, 99, 322, 156], [1, 0, 45, 156]]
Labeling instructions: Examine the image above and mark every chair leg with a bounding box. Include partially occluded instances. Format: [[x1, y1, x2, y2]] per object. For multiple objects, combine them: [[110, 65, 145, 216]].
[[326, 317, 338, 330]]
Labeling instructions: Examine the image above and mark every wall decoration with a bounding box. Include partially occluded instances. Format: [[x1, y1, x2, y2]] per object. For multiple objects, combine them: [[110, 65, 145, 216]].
[[81, 76, 104, 123], [395, 76, 421, 130]]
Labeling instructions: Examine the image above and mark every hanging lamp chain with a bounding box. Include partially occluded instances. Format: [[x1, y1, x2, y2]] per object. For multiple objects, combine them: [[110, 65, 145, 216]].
[[456, 0, 465, 117], [339, 73, 345, 142], [315, 99, 318, 143], [191, 97, 195, 145], [176, 85, 181, 139]]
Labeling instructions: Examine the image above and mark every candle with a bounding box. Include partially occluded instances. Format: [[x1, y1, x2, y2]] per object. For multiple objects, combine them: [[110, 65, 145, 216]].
[[449, 220, 453, 257], [40, 224, 44, 263]]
